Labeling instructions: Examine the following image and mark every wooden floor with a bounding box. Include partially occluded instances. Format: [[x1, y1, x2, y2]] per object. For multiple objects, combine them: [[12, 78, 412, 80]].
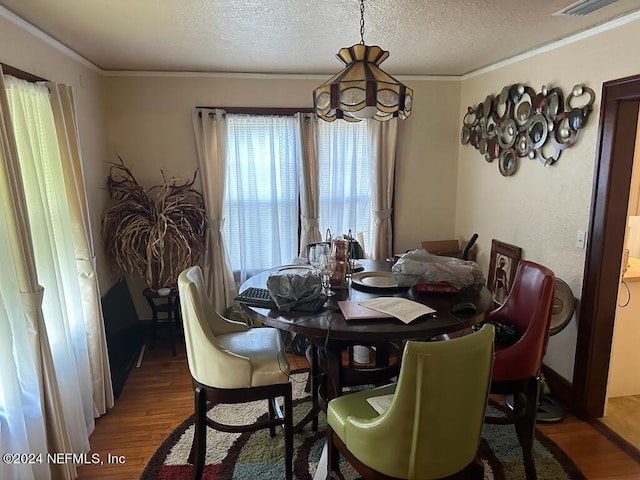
[[601, 395, 640, 452], [76, 340, 640, 480]]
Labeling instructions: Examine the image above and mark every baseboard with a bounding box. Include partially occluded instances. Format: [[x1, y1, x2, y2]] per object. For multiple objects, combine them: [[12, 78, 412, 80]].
[[541, 363, 573, 411]]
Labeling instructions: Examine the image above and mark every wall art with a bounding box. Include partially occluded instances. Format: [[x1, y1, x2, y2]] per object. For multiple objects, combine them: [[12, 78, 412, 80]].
[[487, 239, 522, 306], [461, 83, 595, 176]]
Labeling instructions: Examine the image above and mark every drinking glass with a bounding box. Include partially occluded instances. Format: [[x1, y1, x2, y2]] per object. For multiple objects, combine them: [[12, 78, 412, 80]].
[[309, 243, 329, 270], [308, 244, 322, 272], [318, 251, 335, 296]]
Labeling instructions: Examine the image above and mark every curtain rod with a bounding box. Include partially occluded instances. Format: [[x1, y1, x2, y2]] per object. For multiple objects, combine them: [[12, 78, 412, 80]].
[[195, 106, 313, 116]]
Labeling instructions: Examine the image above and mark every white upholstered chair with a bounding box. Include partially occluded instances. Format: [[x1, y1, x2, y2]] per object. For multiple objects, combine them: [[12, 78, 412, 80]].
[[178, 266, 293, 480]]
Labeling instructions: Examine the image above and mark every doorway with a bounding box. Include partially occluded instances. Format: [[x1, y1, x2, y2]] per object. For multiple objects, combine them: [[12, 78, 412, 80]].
[[573, 75, 640, 427], [597, 120, 640, 451]]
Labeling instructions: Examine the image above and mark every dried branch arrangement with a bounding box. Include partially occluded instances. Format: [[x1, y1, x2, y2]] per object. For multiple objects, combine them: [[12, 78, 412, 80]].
[[102, 157, 208, 289]]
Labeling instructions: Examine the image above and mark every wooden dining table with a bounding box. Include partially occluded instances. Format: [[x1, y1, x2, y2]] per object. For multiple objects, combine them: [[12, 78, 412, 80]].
[[239, 259, 493, 407]]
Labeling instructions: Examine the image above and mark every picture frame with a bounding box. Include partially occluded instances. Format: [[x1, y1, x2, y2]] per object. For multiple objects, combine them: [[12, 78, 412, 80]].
[[487, 240, 522, 306]]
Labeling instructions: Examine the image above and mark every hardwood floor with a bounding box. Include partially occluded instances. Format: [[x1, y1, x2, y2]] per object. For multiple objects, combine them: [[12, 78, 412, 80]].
[[601, 395, 640, 452], [77, 341, 640, 479]]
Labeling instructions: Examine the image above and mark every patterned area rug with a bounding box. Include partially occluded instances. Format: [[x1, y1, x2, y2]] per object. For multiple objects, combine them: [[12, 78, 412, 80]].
[[140, 373, 585, 480]]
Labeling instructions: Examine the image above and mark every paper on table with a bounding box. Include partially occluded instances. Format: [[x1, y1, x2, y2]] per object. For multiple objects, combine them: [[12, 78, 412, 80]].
[[366, 394, 394, 415], [359, 297, 436, 324], [338, 301, 393, 320]]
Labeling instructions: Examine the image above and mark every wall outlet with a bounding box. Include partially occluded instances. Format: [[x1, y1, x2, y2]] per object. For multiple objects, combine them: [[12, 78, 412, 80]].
[[576, 230, 586, 249]]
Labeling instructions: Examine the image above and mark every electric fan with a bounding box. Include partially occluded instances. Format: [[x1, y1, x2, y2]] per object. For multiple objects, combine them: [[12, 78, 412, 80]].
[[504, 277, 576, 422], [537, 277, 576, 423]]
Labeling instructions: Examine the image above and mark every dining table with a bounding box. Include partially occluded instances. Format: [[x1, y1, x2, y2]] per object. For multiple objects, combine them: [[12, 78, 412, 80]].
[[239, 259, 493, 412]]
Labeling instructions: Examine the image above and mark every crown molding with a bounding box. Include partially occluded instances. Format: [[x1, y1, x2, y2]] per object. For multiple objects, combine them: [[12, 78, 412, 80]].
[[462, 9, 640, 80], [0, 6, 101, 73]]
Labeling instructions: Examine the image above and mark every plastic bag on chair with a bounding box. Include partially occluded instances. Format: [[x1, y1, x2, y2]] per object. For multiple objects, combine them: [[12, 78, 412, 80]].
[[266, 268, 323, 311], [392, 248, 485, 289]]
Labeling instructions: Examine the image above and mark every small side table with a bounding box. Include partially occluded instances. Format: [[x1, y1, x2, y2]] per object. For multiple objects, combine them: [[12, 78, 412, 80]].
[[143, 288, 181, 356]]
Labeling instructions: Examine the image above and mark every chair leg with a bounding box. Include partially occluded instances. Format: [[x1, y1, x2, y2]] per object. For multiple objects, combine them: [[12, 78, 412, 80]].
[[470, 455, 484, 480], [190, 386, 207, 480], [514, 378, 540, 480], [310, 345, 320, 431], [268, 397, 277, 437], [327, 426, 341, 479], [284, 386, 293, 480]]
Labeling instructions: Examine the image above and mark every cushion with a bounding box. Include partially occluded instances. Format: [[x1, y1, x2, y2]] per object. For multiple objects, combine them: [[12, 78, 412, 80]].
[[217, 327, 290, 387]]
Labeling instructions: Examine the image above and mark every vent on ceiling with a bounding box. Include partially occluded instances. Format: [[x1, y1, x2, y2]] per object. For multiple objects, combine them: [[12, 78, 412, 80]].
[[554, 0, 618, 16]]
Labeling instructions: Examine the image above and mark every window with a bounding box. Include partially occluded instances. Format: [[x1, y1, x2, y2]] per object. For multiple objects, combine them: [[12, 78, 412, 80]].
[[317, 119, 371, 247], [223, 114, 300, 281], [222, 114, 371, 280]]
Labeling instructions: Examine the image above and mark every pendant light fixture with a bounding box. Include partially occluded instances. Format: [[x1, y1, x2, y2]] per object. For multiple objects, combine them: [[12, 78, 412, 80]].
[[313, 0, 413, 122]]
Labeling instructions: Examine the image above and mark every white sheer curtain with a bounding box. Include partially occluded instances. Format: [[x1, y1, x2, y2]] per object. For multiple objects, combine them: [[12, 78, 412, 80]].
[[296, 112, 322, 255], [369, 118, 398, 259], [5, 76, 94, 455], [0, 173, 52, 480], [0, 83, 51, 480], [192, 108, 237, 313], [222, 114, 300, 283], [316, 118, 372, 249], [0, 70, 75, 480], [47, 82, 114, 415]]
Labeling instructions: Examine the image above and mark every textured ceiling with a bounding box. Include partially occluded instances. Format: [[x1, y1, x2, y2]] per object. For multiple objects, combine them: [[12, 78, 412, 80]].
[[2, 0, 640, 76]]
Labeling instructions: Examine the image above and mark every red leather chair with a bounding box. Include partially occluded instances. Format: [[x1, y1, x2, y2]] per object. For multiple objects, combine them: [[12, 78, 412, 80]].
[[485, 260, 555, 480]]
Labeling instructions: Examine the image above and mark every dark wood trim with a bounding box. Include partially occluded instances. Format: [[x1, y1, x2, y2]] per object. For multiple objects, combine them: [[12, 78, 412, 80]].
[[0, 62, 47, 82], [195, 106, 313, 115], [590, 418, 640, 463], [573, 73, 640, 418]]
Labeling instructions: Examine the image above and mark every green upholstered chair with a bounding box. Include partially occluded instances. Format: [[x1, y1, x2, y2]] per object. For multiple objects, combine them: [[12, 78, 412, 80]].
[[326, 324, 495, 480], [178, 266, 293, 480]]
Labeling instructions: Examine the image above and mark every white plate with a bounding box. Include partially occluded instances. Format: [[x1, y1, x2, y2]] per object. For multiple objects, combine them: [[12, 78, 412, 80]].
[[351, 261, 365, 273], [270, 264, 315, 275], [351, 271, 403, 289]]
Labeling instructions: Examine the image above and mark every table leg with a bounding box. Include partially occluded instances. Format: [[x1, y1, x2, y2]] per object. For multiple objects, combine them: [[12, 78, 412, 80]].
[[294, 345, 321, 433], [324, 346, 342, 402], [145, 292, 180, 356], [150, 308, 158, 349], [375, 345, 390, 368]]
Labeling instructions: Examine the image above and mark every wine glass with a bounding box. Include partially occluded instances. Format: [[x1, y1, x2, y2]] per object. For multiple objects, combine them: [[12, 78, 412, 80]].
[[318, 251, 335, 296], [308, 244, 322, 272], [309, 243, 329, 270]]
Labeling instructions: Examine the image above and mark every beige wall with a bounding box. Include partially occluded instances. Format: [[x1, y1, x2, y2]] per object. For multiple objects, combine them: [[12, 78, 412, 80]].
[[104, 74, 461, 317], [456, 17, 640, 380], [0, 13, 112, 291], [395, 80, 461, 253], [104, 75, 460, 249]]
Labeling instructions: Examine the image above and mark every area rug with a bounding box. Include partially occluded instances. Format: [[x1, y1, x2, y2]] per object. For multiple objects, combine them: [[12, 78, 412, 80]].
[[140, 373, 585, 480]]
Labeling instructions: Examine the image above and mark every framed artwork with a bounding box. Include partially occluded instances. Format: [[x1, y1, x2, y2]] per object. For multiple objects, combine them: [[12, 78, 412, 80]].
[[487, 240, 522, 306]]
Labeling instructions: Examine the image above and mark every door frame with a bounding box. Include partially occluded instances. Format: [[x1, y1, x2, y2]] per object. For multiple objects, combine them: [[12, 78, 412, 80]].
[[573, 74, 640, 417]]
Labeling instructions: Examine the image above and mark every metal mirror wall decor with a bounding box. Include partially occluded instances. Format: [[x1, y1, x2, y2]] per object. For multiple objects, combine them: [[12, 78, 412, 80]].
[[461, 83, 595, 176]]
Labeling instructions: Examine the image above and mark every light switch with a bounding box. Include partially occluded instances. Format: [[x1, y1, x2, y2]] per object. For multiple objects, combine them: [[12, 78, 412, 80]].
[[576, 230, 586, 249]]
